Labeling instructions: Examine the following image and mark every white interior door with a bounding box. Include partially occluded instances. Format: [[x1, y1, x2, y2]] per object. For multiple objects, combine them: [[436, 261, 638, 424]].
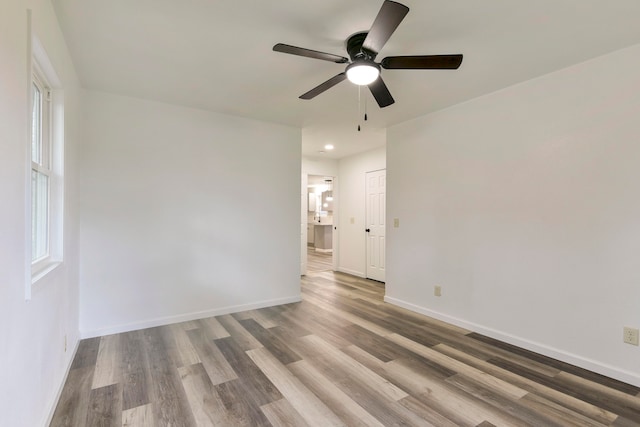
[[301, 173, 308, 275], [366, 169, 386, 282]]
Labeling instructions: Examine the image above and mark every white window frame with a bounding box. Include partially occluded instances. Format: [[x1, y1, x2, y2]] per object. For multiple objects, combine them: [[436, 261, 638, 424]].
[[31, 65, 52, 264], [27, 31, 64, 295]]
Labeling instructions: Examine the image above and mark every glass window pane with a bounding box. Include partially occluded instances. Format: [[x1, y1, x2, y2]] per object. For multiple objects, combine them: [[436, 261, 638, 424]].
[[31, 169, 49, 261], [32, 83, 42, 164]]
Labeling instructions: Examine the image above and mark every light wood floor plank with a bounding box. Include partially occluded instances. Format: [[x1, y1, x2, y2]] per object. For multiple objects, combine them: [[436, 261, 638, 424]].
[[216, 314, 263, 350], [293, 334, 409, 402], [92, 334, 121, 390], [161, 324, 201, 368], [246, 346, 344, 427], [121, 404, 154, 427], [233, 309, 278, 329], [287, 359, 386, 427], [214, 336, 283, 406], [178, 363, 229, 427], [240, 318, 302, 365], [260, 398, 310, 427], [198, 316, 231, 339], [185, 327, 237, 385], [396, 395, 458, 427]]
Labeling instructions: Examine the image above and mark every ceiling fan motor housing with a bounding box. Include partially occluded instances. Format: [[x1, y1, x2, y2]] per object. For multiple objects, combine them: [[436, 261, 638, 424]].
[[346, 32, 374, 61]]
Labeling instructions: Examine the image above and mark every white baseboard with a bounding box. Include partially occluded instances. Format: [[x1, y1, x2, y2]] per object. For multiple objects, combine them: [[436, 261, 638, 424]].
[[337, 267, 365, 278], [44, 338, 80, 426], [384, 296, 640, 388], [80, 295, 302, 339], [314, 248, 333, 253]]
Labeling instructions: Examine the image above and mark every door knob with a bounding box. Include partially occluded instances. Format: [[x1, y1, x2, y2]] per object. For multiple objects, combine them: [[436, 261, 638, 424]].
[[365, 228, 371, 233]]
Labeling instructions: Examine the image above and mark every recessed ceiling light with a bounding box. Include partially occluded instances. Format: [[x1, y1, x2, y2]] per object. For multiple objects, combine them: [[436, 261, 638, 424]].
[[324, 144, 334, 150]]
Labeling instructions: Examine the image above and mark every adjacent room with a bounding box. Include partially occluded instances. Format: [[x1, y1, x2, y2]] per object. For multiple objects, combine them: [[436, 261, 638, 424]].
[[2, 0, 640, 425]]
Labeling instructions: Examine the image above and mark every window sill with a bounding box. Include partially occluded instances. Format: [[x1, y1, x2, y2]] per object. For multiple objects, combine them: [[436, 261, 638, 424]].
[[32, 260, 62, 285]]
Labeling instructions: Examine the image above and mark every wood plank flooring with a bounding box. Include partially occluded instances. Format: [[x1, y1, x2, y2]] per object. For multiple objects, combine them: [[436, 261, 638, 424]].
[[51, 271, 640, 426], [307, 247, 333, 272]]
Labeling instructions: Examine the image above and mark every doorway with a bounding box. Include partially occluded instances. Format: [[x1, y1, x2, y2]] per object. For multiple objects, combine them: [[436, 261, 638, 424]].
[[303, 175, 336, 273]]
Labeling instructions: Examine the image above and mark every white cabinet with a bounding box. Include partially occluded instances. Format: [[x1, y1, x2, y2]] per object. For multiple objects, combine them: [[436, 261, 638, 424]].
[[308, 192, 316, 212], [307, 224, 315, 244]]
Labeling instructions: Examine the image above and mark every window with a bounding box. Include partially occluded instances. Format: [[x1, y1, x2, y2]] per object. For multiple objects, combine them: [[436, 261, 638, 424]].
[[29, 38, 63, 287], [31, 68, 51, 263]]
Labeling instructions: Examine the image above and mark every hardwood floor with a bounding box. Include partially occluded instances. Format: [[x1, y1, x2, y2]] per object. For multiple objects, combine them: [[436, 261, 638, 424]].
[[307, 246, 333, 272], [51, 271, 640, 426]]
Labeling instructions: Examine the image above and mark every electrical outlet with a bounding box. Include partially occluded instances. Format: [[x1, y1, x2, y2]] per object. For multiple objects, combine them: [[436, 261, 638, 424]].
[[434, 285, 442, 297], [623, 327, 639, 346], [393, 218, 400, 228]]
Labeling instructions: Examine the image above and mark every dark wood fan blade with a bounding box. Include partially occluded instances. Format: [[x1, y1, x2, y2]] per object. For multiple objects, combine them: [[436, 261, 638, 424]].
[[368, 76, 394, 108], [299, 73, 347, 100], [381, 54, 463, 69], [362, 1, 410, 56], [273, 43, 348, 64]]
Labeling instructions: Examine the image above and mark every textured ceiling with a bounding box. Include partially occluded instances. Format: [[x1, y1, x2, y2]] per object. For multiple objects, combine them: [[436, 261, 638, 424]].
[[53, 0, 640, 158]]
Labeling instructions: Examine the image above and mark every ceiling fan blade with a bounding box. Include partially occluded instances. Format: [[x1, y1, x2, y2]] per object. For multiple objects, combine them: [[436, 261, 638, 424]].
[[368, 76, 395, 108], [362, 1, 410, 56], [273, 43, 348, 64], [299, 73, 347, 100], [381, 54, 463, 69]]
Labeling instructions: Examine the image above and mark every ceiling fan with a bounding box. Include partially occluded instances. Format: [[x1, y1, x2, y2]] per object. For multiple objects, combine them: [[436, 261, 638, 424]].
[[273, 0, 463, 108]]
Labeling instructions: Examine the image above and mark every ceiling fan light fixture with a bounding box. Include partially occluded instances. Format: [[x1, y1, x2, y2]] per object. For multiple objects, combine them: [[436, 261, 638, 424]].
[[346, 61, 380, 85]]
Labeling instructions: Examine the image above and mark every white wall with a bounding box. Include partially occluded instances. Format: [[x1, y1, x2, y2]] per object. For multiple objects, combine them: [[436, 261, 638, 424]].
[[79, 92, 301, 337], [337, 146, 386, 277], [0, 0, 82, 425], [386, 44, 640, 386], [302, 156, 338, 177]]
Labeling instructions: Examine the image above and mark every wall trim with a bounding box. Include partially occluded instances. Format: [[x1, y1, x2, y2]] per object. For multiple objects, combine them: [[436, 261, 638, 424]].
[[80, 295, 302, 339], [384, 295, 640, 388]]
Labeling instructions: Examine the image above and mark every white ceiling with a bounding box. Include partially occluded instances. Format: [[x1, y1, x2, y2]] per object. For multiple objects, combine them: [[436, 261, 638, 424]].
[[53, 0, 640, 159]]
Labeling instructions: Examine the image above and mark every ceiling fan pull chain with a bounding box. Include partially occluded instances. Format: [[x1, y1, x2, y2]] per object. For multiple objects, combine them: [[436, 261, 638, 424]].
[[357, 86, 362, 131], [365, 94, 368, 121]]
